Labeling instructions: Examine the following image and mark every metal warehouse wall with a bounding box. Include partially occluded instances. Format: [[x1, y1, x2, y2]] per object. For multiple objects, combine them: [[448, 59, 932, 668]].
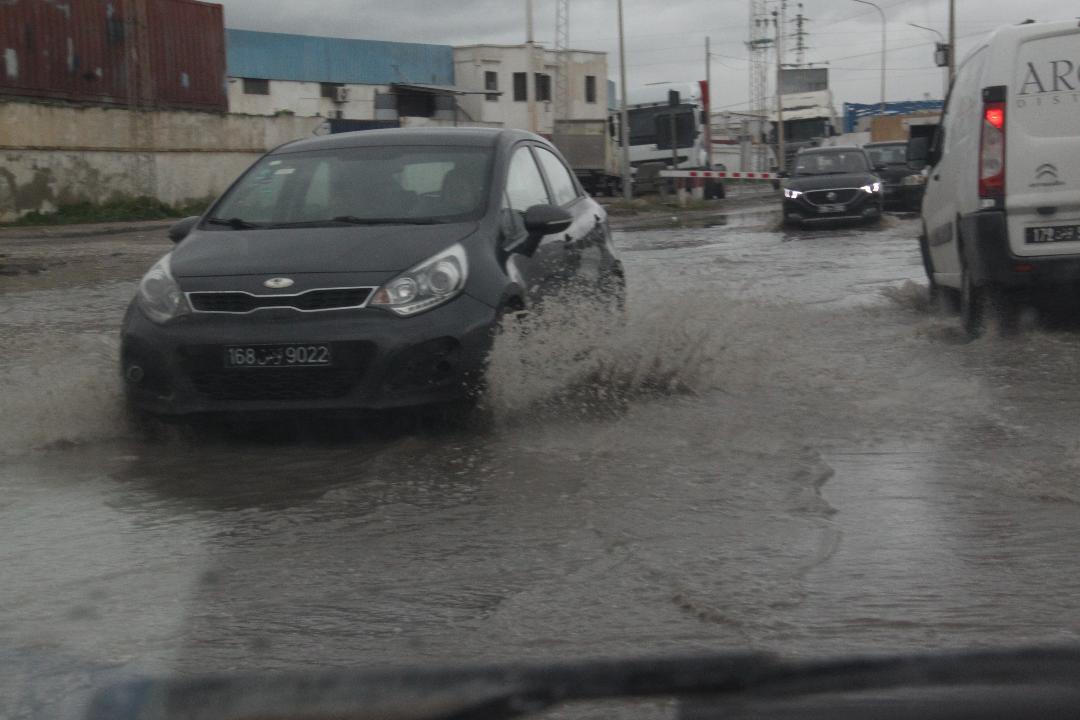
[[0, 0, 227, 112], [225, 29, 454, 86]]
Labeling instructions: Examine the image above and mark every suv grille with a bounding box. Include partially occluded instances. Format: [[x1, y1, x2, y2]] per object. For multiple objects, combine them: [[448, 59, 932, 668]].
[[805, 188, 859, 206], [188, 368, 357, 401], [189, 287, 374, 314]]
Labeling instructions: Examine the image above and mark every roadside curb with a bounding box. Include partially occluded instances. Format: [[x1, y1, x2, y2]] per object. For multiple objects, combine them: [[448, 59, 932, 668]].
[[0, 220, 175, 242]]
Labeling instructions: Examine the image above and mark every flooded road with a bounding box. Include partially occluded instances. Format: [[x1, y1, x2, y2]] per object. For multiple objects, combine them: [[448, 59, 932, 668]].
[[4, 209, 1080, 718]]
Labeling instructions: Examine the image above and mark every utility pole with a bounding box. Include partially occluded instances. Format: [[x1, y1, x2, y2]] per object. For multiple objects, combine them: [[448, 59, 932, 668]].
[[793, 3, 809, 67], [948, 0, 956, 84], [617, 0, 632, 201], [851, 0, 886, 115], [774, 9, 785, 171], [526, 0, 538, 133], [704, 36, 712, 170]]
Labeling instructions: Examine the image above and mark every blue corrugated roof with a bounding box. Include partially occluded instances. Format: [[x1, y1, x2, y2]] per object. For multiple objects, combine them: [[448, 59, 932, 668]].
[[225, 29, 454, 86]]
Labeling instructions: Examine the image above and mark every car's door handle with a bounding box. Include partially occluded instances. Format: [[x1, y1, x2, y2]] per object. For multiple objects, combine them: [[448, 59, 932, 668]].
[[932, 174, 940, 181]]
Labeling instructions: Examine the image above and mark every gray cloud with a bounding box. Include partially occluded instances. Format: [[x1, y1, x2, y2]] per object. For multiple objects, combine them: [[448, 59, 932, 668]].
[[218, 0, 1077, 109]]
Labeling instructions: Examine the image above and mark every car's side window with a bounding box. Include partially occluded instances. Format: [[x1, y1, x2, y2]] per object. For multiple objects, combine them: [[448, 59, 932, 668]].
[[505, 146, 552, 213], [533, 146, 579, 206]]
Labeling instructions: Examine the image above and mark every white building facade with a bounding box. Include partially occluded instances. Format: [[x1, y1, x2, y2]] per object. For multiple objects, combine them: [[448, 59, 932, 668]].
[[453, 45, 609, 134]]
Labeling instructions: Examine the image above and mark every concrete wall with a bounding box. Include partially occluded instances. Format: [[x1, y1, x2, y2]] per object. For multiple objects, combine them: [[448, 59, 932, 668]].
[[0, 100, 324, 221], [453, 46, 608, 133], [226, 79, 381, 120]]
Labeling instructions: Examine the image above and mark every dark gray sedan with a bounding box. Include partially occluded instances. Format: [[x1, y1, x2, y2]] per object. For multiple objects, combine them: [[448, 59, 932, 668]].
[[121, 127, 624, 419]]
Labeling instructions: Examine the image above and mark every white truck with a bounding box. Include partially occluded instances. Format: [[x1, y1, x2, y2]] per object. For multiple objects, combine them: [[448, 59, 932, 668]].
[[919, 19, 1080, 336], [551, 118, 622, 197]]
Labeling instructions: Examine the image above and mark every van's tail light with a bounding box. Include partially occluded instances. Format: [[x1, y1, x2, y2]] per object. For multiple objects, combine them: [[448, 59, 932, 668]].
[[979, 94, 1006, 199]]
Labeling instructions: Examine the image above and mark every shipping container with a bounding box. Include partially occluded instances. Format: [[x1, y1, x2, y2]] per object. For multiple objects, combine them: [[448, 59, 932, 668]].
[[0, 0, 226, 112]]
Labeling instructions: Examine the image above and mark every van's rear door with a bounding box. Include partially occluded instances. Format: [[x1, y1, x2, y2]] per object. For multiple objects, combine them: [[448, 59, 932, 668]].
[[1007, 24, 1080, 257]]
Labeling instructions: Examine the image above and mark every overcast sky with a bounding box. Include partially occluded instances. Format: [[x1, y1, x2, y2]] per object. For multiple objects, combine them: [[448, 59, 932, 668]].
[[217, 0, 1077, 109]]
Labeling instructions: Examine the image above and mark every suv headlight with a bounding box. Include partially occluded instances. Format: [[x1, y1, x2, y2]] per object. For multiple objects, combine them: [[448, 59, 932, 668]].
[[370, 243, 469, 316], [137, 254, 190, 324], [861, 182, 882, 194], [783, 188, 803, 199]]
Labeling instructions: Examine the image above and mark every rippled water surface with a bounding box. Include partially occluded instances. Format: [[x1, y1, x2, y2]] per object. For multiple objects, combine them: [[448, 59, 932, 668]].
[[3, 213, 1080, 718]]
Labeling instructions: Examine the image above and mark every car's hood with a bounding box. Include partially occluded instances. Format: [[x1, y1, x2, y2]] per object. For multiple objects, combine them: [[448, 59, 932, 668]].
[[785, 173, 876, 191], [170, 222, 478, 278]]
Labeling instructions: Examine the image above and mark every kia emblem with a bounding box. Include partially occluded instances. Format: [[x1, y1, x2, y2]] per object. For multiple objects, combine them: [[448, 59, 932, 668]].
[[264, 277, 294, 289]]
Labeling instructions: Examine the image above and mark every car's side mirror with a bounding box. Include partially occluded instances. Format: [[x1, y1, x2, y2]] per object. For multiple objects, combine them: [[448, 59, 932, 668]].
[[168, 216, 200, 243], [874, 163, 888, 173], [524, 204, 573, 238], [777, 170, 789, 179]]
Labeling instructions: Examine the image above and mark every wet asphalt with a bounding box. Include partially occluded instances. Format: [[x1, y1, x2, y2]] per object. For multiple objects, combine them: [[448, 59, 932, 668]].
[[3, 198, 1080, 719]]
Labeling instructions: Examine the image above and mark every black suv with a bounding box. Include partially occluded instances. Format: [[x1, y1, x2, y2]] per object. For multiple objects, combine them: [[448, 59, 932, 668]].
[[121, 128, 625, 419], [781, 146, 884, 227]]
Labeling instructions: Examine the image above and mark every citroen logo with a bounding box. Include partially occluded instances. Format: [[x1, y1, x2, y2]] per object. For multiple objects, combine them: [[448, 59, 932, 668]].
[[826, 191, 838, 201], [263, 277, 294, 289], [1031, 163, 1065, 187]]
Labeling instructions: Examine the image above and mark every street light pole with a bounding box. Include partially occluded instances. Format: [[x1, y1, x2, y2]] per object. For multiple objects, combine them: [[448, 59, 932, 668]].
[[617, 0, 632, 201], [852, 0, 886, 115], [908, 22, 948, 98], [948, 0, 956, 84]]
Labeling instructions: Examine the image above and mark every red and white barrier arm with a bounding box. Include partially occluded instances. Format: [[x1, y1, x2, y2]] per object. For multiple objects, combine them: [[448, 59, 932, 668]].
[[658, 169, 779, 181]]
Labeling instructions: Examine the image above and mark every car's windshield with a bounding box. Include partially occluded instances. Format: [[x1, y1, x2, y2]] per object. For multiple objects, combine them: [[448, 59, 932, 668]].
[[209, 145, 492, 227], [793, 150, 870, 176], [866, 144, 908, 166]]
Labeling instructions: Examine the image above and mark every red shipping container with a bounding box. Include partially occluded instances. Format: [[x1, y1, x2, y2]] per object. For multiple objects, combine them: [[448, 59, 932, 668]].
[[0, 0, 226, 112]]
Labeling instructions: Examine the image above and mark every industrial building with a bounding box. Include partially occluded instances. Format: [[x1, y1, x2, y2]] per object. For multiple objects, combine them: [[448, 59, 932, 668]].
[[452, 44, 609, 134], [224, 29, 492, 129]]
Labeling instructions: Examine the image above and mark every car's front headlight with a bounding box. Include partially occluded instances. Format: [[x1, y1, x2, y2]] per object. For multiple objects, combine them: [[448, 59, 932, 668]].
[[370, 243, 469, 317], [137, 254, 190, 324], [783, 188, 803, 199], [861, 182, 882, 194]]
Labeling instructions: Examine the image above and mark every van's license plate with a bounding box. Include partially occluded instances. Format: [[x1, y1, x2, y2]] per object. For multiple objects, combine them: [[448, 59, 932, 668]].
[[225, 344, 332, 368], [1026, 225, 1080, 244]]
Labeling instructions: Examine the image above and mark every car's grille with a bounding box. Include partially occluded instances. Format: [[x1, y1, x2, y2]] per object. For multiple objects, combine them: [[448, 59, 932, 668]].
[[187, 368, 358, 401], [804, 188, 859, 206], [189, 287, 374, 314], [178, 342, 374, 402]]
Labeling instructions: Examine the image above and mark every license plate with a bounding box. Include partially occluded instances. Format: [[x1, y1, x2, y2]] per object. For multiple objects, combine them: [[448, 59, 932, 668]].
[[1026, 225, 1080, 244], [224, 344, 332, 368], [818, 204, 846, 214]]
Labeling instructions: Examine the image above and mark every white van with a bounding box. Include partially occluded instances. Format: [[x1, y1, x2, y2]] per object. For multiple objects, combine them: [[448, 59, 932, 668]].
[[919, 19, 1080, 335]]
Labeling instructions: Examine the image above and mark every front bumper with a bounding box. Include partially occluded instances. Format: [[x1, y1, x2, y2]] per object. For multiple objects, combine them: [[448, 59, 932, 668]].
[[121, 294, 498, 416], [783, 192, 882, 224], [962, 210, 1080, 290]]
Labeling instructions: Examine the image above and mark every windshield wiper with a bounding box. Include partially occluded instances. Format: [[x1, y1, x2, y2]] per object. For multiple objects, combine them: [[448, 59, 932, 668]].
[[330, 216, 450, 226], [204, 217, 265, 230]]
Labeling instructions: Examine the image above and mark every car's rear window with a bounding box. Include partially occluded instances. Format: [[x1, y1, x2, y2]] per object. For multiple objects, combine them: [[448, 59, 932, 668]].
[[793, 151, 869, 176], [865, 144, 907, 166], [209, 145, 493, 227]]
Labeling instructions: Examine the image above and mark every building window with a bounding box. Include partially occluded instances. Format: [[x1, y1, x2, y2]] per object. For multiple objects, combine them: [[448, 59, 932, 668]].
[[485, 71, 499, 102], [585, 75, 597, 103], [320, 82, 344, 99], [535, 73, 551, 102], [513, 72, 527, 102], [242, 77, 270, 95]]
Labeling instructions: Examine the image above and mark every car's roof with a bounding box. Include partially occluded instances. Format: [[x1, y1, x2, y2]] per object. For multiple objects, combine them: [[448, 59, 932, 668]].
[[800, 145, 865, 154], [271, 127, 541, 155]]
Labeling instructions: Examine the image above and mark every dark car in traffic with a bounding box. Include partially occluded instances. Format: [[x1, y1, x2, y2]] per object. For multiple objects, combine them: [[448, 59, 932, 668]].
[[863, 140, 911, 208], [121, 127, 624, 420], [781, 146, 884, 227]]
